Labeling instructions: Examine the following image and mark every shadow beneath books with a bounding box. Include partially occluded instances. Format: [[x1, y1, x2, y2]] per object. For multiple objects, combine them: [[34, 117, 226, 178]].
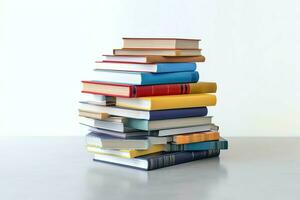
[[84, 156, 228, 199]]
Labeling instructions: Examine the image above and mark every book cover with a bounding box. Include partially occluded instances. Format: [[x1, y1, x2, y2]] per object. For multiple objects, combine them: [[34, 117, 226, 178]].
[[166, 138, 228, 151], [122, 37, 200, 50], [94, 62, 197, 73], [79, 102, 208, 120], [126, 116, 212, 131], [113, 48, 202, 56], [102, 55, 205, 63], [81, 81, 216, 98], [87, 144, 165, 158], [173, 131, 220, 144], [90, 70, 199, 85], [116, 93, 217, 110]]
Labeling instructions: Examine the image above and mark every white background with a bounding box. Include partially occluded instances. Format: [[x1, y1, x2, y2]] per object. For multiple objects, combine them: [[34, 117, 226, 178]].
[[1, 0, 300, 136]]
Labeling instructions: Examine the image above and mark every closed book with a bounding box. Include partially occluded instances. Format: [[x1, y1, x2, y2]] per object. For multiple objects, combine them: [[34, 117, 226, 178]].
[[93, 149, 220, 170], [166, 138, 228, 151], [94, 62, 196, 73], [155, 124, 218, 137], [79, 102, 208, 120], [116, 94, 216, 110], [173, 131, 220, 144], [113, 48, 202, 56], [86, 144, 165, 158], [88, 127, 149, 139], [86, 132, 169, 150], [81, 81, 216, 98], [79, 116, 134, 132], [126, 116, 212, 131], [122, 38, 200, 49], [102, 55, 205, 64], [90, 70, 199, 85], [80, 93, 115, 105]]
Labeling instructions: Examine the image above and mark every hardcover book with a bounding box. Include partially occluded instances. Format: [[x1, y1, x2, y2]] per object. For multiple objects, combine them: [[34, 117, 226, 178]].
[[90, 70, 199, 85], [79, 102, 209, 120], [81, 81, 217, 98], [126, 116, 212, 131], [87, 144, 165, 158], [173, 131, 220, 144], [166, 138, 228, 151], [94, 62, 196, 73], [116, 93, 217, 110], [122, 38, 200, 49], [86, 132, 169, 150], [113, 48, 202, 56], [102, 55, 205, 63], [93, 149, 220, 170]]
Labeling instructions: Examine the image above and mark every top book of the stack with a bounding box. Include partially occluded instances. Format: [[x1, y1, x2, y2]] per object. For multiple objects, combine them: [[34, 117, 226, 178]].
[[122, 38, 200, 49], [103, 38, 204, 63]]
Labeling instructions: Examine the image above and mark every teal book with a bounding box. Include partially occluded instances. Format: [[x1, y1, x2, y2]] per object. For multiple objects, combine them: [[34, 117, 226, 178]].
[[166, 138, 228, 151], [91, 70, 199, 85]]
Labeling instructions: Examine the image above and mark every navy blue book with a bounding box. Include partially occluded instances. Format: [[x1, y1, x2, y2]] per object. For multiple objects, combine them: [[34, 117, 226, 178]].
[[91, 70, 199, 85], [149, 107, 208, 120], [79, 102, 208, 120], [93, 149, 220, 170]]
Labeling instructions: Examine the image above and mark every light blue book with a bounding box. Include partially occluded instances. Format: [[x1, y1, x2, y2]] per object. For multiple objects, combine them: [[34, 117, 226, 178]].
[[91, 70, 199, 85], [166, 138, 228, 151], [95, 62, 197, 73]]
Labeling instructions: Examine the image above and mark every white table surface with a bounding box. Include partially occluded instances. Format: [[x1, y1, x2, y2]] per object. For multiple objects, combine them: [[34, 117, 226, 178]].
[[0, 137, 299, 200]]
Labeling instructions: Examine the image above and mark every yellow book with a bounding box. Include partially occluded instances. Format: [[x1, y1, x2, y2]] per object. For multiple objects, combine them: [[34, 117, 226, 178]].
[[86, 144, 165, 158], [173, 131, 220, 144], [189, 82, 217, 94], [116, 93, 217, 110]]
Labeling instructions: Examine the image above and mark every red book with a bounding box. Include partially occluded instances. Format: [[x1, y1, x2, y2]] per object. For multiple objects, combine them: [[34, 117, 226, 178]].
[[81, 81, 216, 98]]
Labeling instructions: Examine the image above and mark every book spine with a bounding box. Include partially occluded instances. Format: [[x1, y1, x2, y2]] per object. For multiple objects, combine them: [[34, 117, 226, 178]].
[[133, 83, 190, 97], [147, 150, 220, 170]]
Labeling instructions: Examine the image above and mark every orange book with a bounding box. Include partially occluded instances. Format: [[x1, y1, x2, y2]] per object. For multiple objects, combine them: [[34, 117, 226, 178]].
[[173, 131, 220, 144]]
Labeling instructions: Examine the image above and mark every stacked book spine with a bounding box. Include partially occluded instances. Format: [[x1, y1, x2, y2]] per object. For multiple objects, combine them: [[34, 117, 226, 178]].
[[79, 38, 228, 170]]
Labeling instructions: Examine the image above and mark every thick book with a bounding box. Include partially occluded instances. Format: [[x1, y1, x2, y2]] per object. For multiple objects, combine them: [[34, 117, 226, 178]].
[[79, 102, 208, 120], [93, 149, 220, 170], [88, 127, 149, 139], [116, 94, 216, 110], [86, 144, 165, 158], [166, 138, 228, 151], [173, 131, 220, 144], [79, 116, 134, 132], [126, 116, 212, 131], [86, 132, 169, 150], [94, 61, 196, 73], [90, 70, 199, 85], [102, 55, 205, 63], [81, 81, 217, 98], [122, 38, 200, 49], [113, 48, 202, 56]]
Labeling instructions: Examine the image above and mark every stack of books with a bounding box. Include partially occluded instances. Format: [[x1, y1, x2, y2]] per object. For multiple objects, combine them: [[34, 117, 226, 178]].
[[79, 38, 228, 170]]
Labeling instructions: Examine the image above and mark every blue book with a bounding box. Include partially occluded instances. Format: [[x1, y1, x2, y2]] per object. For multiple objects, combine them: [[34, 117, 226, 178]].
[[95, 62, 197, 73], [167, 138, 228, 151], [93, 149, 220, 170], [149, 107, 208, 120], [92, 70, 199, 85]]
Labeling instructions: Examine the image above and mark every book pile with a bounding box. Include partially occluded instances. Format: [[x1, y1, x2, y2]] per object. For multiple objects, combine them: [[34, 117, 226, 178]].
[[79, 38, 228, 170]]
